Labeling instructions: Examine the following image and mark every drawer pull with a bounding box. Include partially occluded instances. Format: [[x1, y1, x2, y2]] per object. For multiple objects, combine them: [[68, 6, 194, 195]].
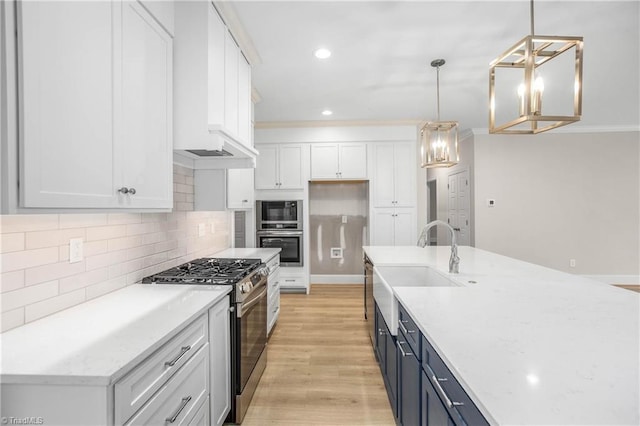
[[165, 345, 191, 367], [396, 340, 413, 357], [398, 319, 415, 334], [426, 365, 464, 409], [166, 396, 192, 423]]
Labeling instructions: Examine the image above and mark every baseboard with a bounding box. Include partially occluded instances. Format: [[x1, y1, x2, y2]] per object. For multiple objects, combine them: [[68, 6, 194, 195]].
[[581, 275, 640, 285], [310, 274, 364, 284]]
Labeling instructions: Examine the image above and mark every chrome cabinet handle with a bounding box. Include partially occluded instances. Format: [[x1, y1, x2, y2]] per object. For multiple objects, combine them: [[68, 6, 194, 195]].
[[242, 199, 248, 202], [398, 319, 416, 334], [396, 340, 413, 357], [117, 187, 136, 195], [453, 227, 461, 231], [166, 396, 192, 423], [164, 345, 191, 366], [425, 364, 464, 409]]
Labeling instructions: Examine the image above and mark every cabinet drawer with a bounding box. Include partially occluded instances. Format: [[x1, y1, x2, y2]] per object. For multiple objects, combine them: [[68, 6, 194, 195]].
[[126, 343, 210, 425], [187, 396, 209, 426], [280, 276, 303, 287], [398, 303, 420, 359], [115, 315, 208, 424], [421, 335, 488, 426]]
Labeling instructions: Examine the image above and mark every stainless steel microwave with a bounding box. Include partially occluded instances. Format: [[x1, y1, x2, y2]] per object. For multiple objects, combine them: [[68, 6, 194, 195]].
[[256, 200, 303, 230]]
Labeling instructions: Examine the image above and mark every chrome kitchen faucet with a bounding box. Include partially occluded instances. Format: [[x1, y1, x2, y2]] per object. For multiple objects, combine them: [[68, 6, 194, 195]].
[[417, 220, 460, 273]]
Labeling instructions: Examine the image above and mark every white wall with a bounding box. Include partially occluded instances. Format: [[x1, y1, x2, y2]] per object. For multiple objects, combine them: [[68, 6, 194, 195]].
[[473, 130, 639, 275]]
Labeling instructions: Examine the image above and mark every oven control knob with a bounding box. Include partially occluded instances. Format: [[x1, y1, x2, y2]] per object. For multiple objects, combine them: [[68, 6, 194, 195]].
[[241, 282, 253, 293]]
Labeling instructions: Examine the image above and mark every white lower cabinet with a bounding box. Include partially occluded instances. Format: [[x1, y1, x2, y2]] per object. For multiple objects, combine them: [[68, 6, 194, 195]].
[[188, 397, 210, 426], [209, 295, 231, 426], [115, 315, 209, 424], [266, 255, 281, 336], [125, 344, 209, 425]]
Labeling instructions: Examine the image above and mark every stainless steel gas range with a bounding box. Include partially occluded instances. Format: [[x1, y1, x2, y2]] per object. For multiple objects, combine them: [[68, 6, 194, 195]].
[[142, 257, 268, 424]]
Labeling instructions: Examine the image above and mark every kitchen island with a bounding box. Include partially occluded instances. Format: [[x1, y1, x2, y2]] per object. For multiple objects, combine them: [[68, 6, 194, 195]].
[[365, 245, 640, 425]]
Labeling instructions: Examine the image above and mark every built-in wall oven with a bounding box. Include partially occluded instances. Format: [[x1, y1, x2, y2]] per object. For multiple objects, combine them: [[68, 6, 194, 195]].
[[257, 200, 303, 266]]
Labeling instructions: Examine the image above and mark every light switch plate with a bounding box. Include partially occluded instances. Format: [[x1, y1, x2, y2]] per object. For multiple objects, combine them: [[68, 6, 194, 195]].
[[342, 215, 348, 224]]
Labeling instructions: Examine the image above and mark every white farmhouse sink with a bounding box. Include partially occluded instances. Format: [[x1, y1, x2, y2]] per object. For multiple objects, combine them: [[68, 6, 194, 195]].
[[373, 265, 460, 336]]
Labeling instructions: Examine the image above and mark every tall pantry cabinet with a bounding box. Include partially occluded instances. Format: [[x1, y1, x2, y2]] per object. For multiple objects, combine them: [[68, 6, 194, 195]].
[[12, 1, 173, 209], [371, 142, 417, 245]]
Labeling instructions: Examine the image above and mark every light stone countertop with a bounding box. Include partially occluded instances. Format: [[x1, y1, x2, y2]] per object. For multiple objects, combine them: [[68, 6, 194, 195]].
[[365, 245, 640, 425], [213, 247, 281, 263], [0, 284, 231, 386]]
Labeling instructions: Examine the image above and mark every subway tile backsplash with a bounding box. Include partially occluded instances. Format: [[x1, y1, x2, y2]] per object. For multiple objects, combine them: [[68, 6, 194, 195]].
[[0, 165, 230, 332]]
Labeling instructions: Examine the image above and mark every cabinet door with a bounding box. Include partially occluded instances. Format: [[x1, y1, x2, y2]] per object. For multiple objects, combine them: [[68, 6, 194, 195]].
[[421, 370, 455, 426], [255, 145, 279, 189], [237, 54, 251, 146], [394, 208, 417, 246], [375, 305, 387, 366], [339, 143, 367, 179], [372, 143, 395, 207], [372, 208, 396, 246], [207, 3, 226, 127], [385, 323, 398, 418], [19, 1, 118, 208], [209, 296, 231, 426], [278, 145, 304, 189], [394, 142, 416, 208], [227, 168, 254, 209], [398, 337, 421, 426], [310, 144, 339, 179], [120, 1, 173, 209], [224, 30, 239, 136]]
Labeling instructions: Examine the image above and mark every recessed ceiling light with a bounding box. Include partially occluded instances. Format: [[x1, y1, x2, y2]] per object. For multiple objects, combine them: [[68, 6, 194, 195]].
[[314, 48, 331, 59], [321, 110, 333, 116]]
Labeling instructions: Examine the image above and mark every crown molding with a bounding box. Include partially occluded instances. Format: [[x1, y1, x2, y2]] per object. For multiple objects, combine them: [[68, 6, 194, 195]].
[[255, 119, 422, 129], [213, 2, 262, 67]]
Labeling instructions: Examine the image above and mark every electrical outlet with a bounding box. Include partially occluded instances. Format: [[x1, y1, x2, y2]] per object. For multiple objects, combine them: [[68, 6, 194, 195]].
[[330, 248, 343, 259], [570, 259, 576, 268], [198, 223, 206, 237], [69, 238, 84, 263]]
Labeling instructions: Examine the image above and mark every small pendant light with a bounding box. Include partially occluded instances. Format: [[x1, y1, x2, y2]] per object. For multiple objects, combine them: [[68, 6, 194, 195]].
[[420, 59, 459, 168]]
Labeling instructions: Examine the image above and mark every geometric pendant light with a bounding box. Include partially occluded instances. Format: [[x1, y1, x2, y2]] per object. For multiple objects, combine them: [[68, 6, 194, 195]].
[[489, 0, 583, 134], [420, 59, 459, 168]]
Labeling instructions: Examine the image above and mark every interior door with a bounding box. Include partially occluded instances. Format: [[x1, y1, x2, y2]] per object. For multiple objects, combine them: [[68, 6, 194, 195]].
[[448, 170, 470, 246]]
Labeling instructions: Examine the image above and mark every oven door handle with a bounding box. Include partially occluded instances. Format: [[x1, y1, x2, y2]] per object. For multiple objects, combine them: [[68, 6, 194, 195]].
[[240, 286, 267, 314], [257, 231, 303, 237]]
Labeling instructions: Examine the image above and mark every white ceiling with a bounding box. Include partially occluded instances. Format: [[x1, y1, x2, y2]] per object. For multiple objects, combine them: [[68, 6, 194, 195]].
[[229, 0, 640, 132]]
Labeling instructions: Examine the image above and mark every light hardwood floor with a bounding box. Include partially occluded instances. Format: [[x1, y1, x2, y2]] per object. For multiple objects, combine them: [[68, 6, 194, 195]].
[[241, 284, 395, 426]]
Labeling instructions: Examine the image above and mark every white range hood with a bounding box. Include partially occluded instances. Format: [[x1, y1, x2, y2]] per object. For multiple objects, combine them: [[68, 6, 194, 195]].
[[173, 1, 257, 170], [173, 128, 258, 170]]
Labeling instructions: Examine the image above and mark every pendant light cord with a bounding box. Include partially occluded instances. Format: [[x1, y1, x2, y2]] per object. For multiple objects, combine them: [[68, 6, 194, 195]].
[[436, 65, 441, 121], [530, 0, 535, 36]]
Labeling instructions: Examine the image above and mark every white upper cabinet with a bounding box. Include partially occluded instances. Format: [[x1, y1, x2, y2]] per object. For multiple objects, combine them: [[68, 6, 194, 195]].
[[18, 1, 172, 209], [255, 144, 303, 190], [310, 143, 367, 180], [227, 168, 254, 209], [173, 2, 256, 166], [120, 1, 173, 209], [372, 142, 416, 208], [372, 207, 416, 246]]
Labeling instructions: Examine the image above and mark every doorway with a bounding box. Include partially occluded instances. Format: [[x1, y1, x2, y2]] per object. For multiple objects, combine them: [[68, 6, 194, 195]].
[[447, 169, 470, 246]]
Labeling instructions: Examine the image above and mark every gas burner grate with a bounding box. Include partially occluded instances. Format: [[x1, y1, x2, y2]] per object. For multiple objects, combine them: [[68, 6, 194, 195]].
[[142, 258, 262, 285]]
